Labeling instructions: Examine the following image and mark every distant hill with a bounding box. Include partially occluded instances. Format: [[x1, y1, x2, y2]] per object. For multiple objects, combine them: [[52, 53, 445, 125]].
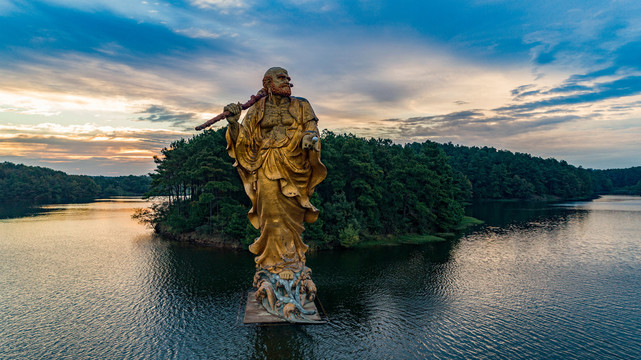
[[2, 139, 638, 208], [438, 143, 595, 200], [438, 143, 641, 199], [0, 162, 150, 205], [91, 175, 151, 197], [592, 166, 641, 195]]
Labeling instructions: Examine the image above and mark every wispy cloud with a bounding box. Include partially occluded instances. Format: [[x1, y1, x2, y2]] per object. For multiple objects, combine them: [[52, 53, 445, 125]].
[[189, 0, 248, 10], [2, 0, 641, 173], [136, 105, 198, 129], [0, 53, 230, 125], [175, 28, 222, 39], [0, 123, 189, 175]]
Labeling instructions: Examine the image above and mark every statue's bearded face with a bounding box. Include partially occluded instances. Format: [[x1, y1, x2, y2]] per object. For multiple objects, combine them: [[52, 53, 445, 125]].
[[268, 70, 292, 96]]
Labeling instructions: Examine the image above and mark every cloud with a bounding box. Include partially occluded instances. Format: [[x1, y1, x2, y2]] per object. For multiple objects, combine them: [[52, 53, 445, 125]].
[[2, 0, 641, 174], [175, 28, 222, 39], [271, 32, 534, 131], [0, 123, 189, 175], [0, 2, 209, 61], [380, 106, 641, 169], [136, 105, 199, 128], [385, 109, 581, 143], [498, 75, 641, 113], [500, 35, 641, 114], [0, 53, 238, 125], [511, 84, 536, 96], [189, 0, 247, 10]]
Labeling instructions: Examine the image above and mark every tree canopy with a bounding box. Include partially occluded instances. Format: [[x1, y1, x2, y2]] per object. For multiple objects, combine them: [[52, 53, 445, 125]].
[[144, 128, 468, 249], [0, 162, 150, 204], [0, 162, 99, 204], [438, 143, 597, 200], [4, 129, 639, 246], [145, 128, 641, 249], [593, 166, 641, 195]]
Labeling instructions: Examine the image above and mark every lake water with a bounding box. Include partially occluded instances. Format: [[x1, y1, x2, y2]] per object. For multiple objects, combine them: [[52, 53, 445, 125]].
[[1, 196, 640, 359]]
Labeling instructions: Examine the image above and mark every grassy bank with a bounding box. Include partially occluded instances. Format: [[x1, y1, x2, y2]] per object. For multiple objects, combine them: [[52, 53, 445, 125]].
[[349, 216, 483, 248]]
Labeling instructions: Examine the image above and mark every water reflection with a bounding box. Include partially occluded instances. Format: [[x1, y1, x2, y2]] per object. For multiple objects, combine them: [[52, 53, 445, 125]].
[[1, 197, 641, 359], [0, 202, 54, 219], [466, 199, 575, 228]]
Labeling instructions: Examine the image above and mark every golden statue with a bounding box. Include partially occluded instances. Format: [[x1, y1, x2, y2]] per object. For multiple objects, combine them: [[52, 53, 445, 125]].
[[221, 67, 326, 322]]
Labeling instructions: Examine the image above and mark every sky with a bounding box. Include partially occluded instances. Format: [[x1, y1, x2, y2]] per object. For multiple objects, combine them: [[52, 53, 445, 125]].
[[1, 0, 641, 175]]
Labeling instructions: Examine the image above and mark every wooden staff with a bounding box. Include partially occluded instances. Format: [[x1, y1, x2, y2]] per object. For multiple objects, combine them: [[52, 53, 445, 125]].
[[195, 88, 268, 131]]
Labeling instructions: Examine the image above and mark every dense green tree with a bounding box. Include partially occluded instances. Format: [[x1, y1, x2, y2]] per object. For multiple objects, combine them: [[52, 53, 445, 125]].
[[150, 128, 640, 249], [438, 143, 597, 200], [145, 129, 467, 248], [92, 175, 150, 196], [144, 129, 256, 245], [0, 163, 151, 205], [0, 162, 100, 204], [592, 167, 641, 195]]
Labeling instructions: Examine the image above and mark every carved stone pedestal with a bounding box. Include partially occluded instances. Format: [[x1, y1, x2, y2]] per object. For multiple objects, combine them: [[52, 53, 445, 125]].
[[243, 291, 325, 325]]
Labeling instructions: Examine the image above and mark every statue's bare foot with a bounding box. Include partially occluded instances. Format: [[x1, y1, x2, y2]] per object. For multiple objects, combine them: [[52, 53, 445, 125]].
[[279, 270, 294, 280]]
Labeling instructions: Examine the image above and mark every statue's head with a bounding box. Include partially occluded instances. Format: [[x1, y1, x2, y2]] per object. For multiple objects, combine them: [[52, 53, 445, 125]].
[[263, 67, 292, 96]]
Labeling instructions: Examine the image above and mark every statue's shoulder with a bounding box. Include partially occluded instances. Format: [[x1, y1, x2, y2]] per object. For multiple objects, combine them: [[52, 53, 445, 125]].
[[245, 96, 265, 118], [290, 96, 317, 122]]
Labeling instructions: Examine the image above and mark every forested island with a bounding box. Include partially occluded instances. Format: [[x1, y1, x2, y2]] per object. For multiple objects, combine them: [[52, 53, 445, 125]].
[[0, 162, 150, 204], [4, 128, 641, 248], [138, 129, 471, 249], [138, 128, 641, 250]]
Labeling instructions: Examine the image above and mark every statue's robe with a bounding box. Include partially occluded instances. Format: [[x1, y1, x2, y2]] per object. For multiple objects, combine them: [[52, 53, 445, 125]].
[[226, 96, 327, 272]]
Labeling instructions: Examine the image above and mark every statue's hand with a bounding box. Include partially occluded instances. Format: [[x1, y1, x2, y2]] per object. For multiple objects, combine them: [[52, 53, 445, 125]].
[[224, 102, 242, 124], [302, 134, 320, 151]]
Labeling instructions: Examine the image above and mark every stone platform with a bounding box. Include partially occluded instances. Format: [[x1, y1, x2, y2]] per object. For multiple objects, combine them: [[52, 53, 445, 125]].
[[242, 291, 326, 325]]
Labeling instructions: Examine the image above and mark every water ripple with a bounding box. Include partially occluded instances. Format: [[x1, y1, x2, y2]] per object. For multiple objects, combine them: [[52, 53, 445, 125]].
[[2, 197, 641, 359]]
